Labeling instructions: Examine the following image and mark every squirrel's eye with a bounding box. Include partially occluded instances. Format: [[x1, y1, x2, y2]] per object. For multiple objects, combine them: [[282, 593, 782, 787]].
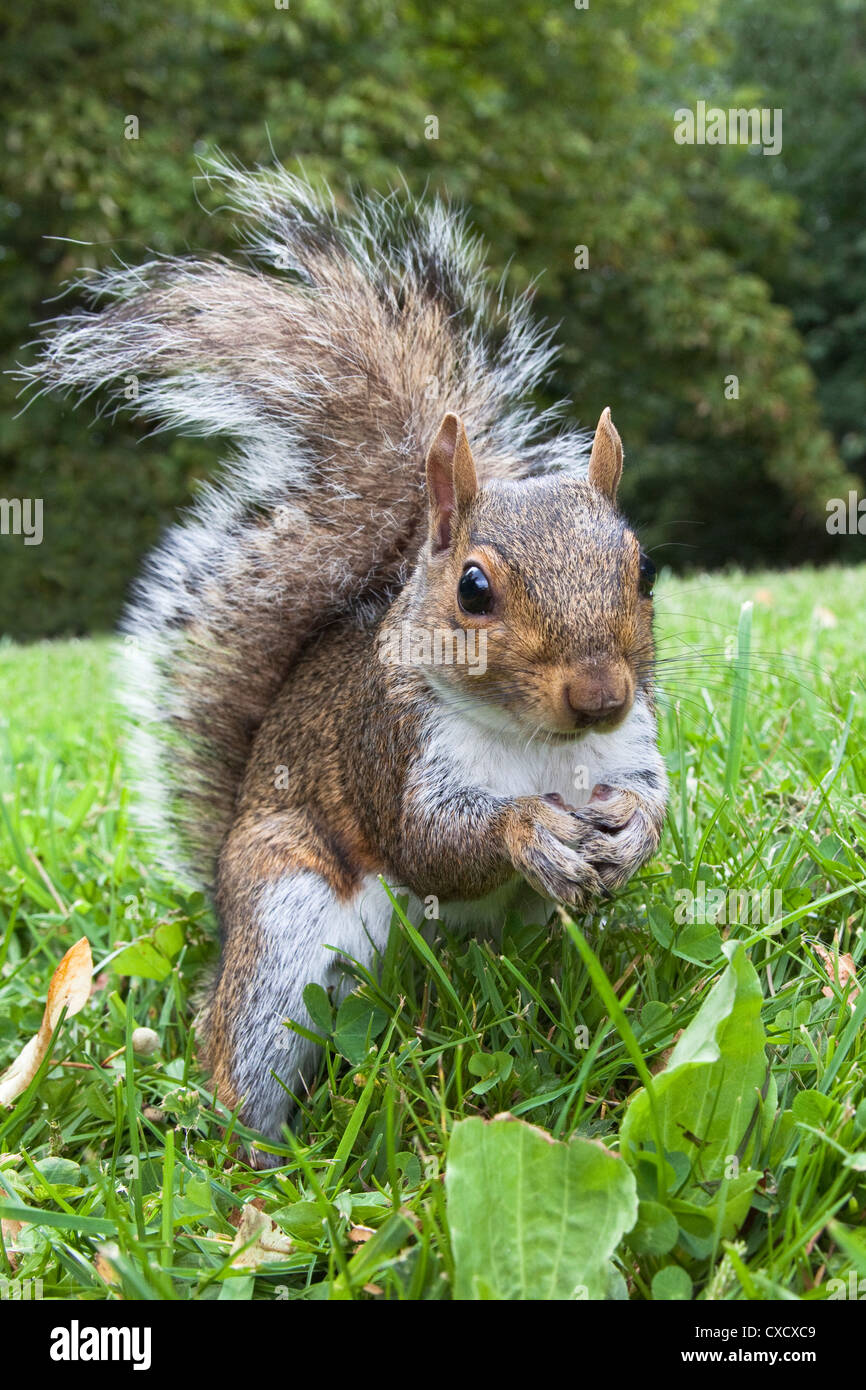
[[458, 564, 493, 615], [639, 551, 656, 598]]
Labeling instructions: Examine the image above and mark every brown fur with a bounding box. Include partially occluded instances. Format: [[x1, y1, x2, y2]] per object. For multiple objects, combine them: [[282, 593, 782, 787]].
[[22, 168, 666, 1157], [202, 413, 665, 1126], [23, 168, 573, 886]]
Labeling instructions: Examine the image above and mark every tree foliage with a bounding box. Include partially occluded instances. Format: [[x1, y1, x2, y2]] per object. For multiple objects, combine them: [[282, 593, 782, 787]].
[[1, 0, 862, 637]]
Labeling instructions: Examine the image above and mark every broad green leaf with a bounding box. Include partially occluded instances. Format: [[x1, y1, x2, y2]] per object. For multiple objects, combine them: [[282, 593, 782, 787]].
[[638, 1000, 673, 1035], [674, 919, 724, 964], [634, 1150, 690, 1200], [33, 1157, 80, 1184], [174, 1182, 215, 1222], [652, 1264, 692, 1300], [445, 1115, 638, 1300], [792, 1089, 842, 1130], [333, 995, 387, 1065], [671, 1170, 760, 1253], [161, 1087, 203, 1131], [621, 941, 772, 1190], [467, 1050, 513, 1095], [274, 1200, 332, 1242], [395, 1151, 422, 1186], [32, 1156, 83, 1197], [667, 1197, 714, 1245], [154, 919, 183, 959], [647, 906, 675, 951], [629, 1200, 679, 1255], [218, 1275, 255, 1300], [302, 982, 333, 1034], [767, 1001, 811, 1036], [347, 1192, 391, 1227], [112, 941, 172, 982]]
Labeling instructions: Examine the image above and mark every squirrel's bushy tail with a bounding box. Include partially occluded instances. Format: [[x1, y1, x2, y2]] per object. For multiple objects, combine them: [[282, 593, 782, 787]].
[[21, 158, 587, 887]]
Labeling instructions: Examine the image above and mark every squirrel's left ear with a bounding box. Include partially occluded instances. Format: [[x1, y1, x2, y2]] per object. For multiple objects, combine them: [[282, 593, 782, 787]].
[[587, 406, 624, 502], [425, 413, 479, 553]]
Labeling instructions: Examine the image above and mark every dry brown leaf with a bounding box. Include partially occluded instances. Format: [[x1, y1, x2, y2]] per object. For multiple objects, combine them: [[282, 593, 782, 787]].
[[813, 939, 860, 1011], [348, 1225, 375, 1243], [0, 937, 93, 1106], [651, 1028, 684, 1075], [1, 1218, 24, 1272], [229, 1205, 293, 1268], [94, 1243, 121, 1285], [226, 1196, 265, 1228]]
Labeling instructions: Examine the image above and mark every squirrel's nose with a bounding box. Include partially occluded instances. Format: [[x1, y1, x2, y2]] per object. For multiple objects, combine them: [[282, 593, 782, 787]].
[[564, 669, 629, 726]]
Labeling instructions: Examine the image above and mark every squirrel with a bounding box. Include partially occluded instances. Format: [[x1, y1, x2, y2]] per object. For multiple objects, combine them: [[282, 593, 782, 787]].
[[23, 160, 668, 1164]]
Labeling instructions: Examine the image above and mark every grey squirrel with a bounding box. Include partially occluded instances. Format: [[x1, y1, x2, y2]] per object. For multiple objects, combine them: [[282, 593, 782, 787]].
[[24, 161, 668, 1164]]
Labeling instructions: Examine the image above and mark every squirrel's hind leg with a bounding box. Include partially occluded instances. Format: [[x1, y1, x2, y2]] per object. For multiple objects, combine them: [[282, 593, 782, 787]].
[[203, 824, 394, 1165]]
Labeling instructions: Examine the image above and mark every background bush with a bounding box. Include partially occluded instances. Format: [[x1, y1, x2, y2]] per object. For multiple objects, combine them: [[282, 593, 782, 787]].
[[1, 0, 864, 638]]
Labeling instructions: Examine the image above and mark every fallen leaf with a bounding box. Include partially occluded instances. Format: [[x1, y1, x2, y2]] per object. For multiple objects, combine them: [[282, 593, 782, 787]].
[[1, 1218, 23, 1272], [94, 1243, 121, 1285], [651, 1028, 684, 1075], [230, 1205, 293, 1268], [813, 939, 860, 1011], [227, 1197, 265, 1228], [0, 937, 93, 1106]]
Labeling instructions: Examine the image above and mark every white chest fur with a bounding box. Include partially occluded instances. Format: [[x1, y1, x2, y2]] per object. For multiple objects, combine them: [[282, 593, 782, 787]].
[[422, 692, 657, 807]]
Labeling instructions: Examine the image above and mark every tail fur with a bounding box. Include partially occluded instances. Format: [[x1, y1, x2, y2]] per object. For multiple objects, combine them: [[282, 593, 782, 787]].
[[20, 158, 589, 887]]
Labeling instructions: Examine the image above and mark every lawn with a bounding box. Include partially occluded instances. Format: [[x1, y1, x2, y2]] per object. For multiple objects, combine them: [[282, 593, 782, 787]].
[[1, 564, 865, 1301]]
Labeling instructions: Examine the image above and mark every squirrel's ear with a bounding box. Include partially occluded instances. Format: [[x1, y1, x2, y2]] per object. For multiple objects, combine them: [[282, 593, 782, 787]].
[[425, 413, 479, 553], [587, 407, 623, 502]]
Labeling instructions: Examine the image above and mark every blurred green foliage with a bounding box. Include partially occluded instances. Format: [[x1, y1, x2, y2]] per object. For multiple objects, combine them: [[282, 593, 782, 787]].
[[725, 0, 866, 478], [1, 0, 863, 637]]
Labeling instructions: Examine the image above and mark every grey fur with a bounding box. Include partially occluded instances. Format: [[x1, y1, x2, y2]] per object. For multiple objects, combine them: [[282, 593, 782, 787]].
[[18, 157, 590, 886]]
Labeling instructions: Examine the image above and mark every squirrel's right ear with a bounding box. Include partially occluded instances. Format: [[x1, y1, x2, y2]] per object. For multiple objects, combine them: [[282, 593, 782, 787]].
[[588, 407, 624, 502], [425, 413, 479, 553]]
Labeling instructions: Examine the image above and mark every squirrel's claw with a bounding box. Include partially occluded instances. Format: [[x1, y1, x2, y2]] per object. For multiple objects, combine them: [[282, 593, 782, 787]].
[[515, 827, 605, 909]]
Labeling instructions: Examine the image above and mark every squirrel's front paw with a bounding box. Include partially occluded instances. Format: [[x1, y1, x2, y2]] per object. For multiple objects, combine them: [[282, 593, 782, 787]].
[[570, 785, 662, 892], [504, 795, 605, 909]]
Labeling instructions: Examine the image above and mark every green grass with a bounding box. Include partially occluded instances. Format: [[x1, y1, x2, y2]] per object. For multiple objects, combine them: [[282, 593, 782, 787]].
[[1, 564, 865, 1301]]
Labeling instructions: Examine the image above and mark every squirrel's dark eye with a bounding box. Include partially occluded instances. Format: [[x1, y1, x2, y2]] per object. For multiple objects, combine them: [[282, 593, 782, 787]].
[[458, 564, 493, 615], [638, 551, 656, 598]]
